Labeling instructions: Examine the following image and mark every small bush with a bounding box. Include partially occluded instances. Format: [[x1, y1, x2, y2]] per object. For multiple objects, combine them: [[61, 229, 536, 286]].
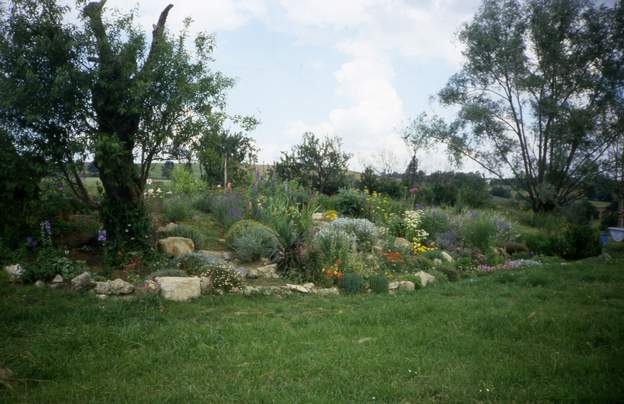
[[368, 274, 389, 294], [163, 197, 193, 222], [410, 256, 434, 272], [203, 265, 242, 292], [436, 262, 460, 281], [312, 226, 355, 269], [225, 220, 279, 248], [171, 166, 204, 195], [191, 193, 213, 213], [339, 272, 366, 294], [564, 224, 601, 260], [461, 214, 497, 252], [420, 209, 451, 239], [326, 218, 379, 251], [22, 250, 87, 283], [334, 188, 368, 217], [210, 192, 247, 228], [231, 226, 282, 263], [503, 242, 529, 255], [161, 224, 207, 249]]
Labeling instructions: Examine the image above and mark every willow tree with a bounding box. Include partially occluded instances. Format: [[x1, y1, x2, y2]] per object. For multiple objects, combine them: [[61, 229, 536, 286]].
[[0, 0, 235, 256], [405, 0, 623, 212]]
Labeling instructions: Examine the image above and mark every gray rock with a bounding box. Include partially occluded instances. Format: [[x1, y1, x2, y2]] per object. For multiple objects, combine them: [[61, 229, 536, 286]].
[[433, 258, 442, 266], [316, 287, 340, 296], [235, 267, 249, 278], [71, 272, 93, 290], [394, 237, 411, 250], [110, 279, 134, 295], [256, 263, 279, 279], [35, 280, 46, 288], [51, 274, 64, 284], [284, 284, 310, 294], [94, 279, 134, 295], [388, 281, 400, 291], [414, 271, 435, 287], [398, 280, 416, 291], [440, 251, 454, 263], [156, 276, 201, 302], [302, 282, 315, 291], [4, 264, 24, 281], [199, 276, 212, 294], [158, 237, 194, 257]]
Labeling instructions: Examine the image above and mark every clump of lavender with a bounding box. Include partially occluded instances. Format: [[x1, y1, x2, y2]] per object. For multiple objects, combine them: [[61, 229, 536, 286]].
[[40, 220, 52, 248]]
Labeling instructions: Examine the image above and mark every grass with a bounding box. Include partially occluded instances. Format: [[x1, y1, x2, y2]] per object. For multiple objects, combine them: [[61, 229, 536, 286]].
[[1, 258, 623, 402]]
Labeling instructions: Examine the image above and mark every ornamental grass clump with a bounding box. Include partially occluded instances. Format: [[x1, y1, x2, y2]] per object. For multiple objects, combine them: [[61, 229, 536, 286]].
[[368, 274, 389, 294], [338, 272, 366, 294]]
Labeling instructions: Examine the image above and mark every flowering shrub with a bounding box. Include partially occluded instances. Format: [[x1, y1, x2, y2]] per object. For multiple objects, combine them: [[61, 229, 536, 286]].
[[403, 210, 429, 243], [326, 218, 379, 251], [313, 226, 355, 268], [202, 265, 242, 292], [412, 242, 435, 255], [322, 259, 345, 284], [323, 210, 338, 221]]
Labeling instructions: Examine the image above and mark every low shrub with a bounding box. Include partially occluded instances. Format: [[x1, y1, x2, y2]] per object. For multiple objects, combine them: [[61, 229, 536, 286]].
[[326, 218, 379, 251], [400, 274, 424, 289], [312, 226, 355, 269], [22, 249, 87, 283], [210, 192, 247, 229], [191, 193, 213, 213], [173, 252, 242, 291], [420, 209, 451, 239], [339, 272, 366, 294], [435, 262, 460, 281], [461, 214, 497, 252], [334, 188, 368, 217], [231, 227, 282, 263], [204, 265, 242, 292], [161, 224, 207, 250], [409, 256, 434, 272], [564, 224, 601, 260], [368, 274, 389, 294], [503, 242, 529, 255], [163, 197, 193, 223]]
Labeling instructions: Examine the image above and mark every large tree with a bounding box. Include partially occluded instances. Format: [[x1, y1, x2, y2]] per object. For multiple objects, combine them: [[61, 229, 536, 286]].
[[275, 132, 351, 194], [404, 0, 623, 212], [0, 0, 235, 254]]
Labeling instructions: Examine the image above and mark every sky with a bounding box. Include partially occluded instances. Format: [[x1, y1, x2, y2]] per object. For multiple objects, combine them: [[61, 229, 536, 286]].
[[96, 0, 484, 173]]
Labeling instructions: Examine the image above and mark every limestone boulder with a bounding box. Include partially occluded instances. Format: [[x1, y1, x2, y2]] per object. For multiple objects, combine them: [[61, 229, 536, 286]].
[[156, 276, 201, 302], [71, 272, 93, 290], [4, 264, 24, 281], [158, 237, 194, 257], [414, 271, 435, 287]]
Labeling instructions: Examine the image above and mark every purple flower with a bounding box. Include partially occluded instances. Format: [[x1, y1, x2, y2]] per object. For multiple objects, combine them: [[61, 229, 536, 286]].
[[97, 229, 107, 242], [26, 236, 37, 248], [409, 186, 418, 194]]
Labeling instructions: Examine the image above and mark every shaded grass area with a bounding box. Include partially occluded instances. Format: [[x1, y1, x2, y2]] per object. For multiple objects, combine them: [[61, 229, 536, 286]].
[[1, 260, 623, 402]]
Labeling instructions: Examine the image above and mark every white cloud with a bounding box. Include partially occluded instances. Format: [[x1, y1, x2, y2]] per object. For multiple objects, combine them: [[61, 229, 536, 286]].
[[277, 0, 480, 171]]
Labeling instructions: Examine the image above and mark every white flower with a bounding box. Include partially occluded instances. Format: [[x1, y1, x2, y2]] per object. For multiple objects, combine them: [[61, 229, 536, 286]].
[[146, 178, 153, 185]]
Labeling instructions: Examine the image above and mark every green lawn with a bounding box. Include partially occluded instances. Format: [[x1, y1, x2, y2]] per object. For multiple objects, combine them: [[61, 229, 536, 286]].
[[1, 259, 623, 402]]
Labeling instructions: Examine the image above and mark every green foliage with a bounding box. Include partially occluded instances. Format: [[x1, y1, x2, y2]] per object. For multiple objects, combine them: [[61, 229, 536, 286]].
[[208, 192, 247, 229], [163, 197, 194, 223], [338, 272, 366, 294], [461, 215, 497, 252], [312, 227, 354, 270], [564, 224, 602, 260], [275, 132, 351, 194], [405, 0, 621, 212], [420, 209, 451, 239], [161, 161, 175, 179], [334, 188, 368, 217], [171, 166, 204, 195], [22, 249, 87, 283], [195, 114, 258, 186], [0, 0, 244, 256], [161, 224, 207, 250], [410, 256, 435, 272], [490, 186, 511, 199], [368, 274, 389, 294], [225, 220, 281, 263]]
